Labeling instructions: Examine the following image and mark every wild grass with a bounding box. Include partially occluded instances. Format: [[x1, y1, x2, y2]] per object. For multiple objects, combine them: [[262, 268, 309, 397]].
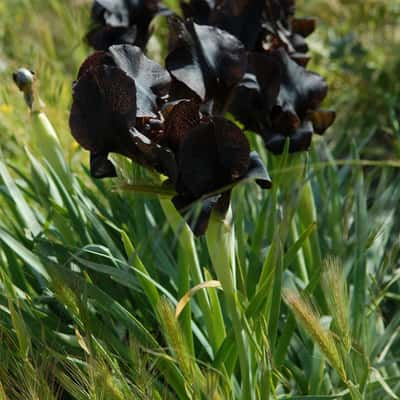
[[0, 0, 399, 399]]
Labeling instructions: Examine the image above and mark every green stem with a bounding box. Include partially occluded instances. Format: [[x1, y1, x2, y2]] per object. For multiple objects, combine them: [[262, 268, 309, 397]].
[[298, 180, 326, 306], [289, 218, 309, 284], [298, 181, 321, 266], [31, 111, 72, 188], [176, 244, 195, 355], [159, 199, 194, 355], [121, 231, 160, 310], [159, 199, 226, 355], [206, 209, 253, 400]]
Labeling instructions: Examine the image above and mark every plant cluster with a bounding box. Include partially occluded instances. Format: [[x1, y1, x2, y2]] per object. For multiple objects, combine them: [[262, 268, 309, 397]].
[[70, 0, 335, 234], [1, 1, 399, 400]]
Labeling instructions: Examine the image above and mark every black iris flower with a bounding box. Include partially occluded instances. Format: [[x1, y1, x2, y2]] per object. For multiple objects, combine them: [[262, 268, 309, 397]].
[[70, 42, 270, 235], [181, 0, 266, 50], [70, 45, 175, 179], [87, 0, 169, 50], [166, 15, 247, 110], [217, 1, 335, 154], [162, 99, 271, 234], [231, 48, 335, 154]]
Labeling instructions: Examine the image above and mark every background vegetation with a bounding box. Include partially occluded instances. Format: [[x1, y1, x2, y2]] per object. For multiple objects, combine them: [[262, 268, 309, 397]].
[[0, 0, 399, 398]]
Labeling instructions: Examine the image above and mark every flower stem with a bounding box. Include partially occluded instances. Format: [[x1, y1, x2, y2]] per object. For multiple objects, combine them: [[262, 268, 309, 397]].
[[31, 111, 72, 186], [159, 199, 194, 355], [206, 209, 253, 400], [298, 179, 323, 294], [159, 199, 226, 356]]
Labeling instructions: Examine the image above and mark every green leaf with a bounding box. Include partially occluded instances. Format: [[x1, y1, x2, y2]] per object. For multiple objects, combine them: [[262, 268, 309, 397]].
[[0, 160, 41, 237], [0, 226, 50, 281]]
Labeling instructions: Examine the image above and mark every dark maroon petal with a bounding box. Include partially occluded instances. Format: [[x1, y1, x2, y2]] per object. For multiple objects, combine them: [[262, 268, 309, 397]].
[[173, 193, 221, 236], [244, 152, 272, 189], [167, 79, 201, 103], [229, 73, 263, 133], [93, 0, 130, 27], [290, 33, 309, 54], [249, 52, 282, 112], [129, 128, 178, 180], [182, 0, 265, 49], [90, 152, 117, 178], [195, 191, 231, 235], [273, 48, 328, 118], [174, 190, 232, 236], [129, 1, 169, 47], [94, 0, 163, 27], [166, 17, 247, 101], [91, 1, 108, 25], [193, 23, 247, 90], [109, 45, 170, 96], [86, 26, 137, 51], [288, 120, 313, 152], [167, 50, 206, 101], [292, 18, 316, 38], [213, 189, 231, 217], [181, 0, 215, 23], [268, 0, 295, 24], [176, 122, 219, 197], [77, 51, 115, 79], [172, 151, 271, 236], [290, 52, 311, 67], [178, 118, 250, 197], [213, 117, 250, 181], [209, 0, 265, 49], [163, 100, 201, 150], [215, 0, 250, 16], [166, 16, 207, 100], [263, 120, 313, 154], [70, 65, 137, 156], [270, 103, 301, 134], [89, 0, 166, 49], [309, 110, 336, 135], [238, 72, 260, 91], [109, 44, 171, 117], [142, 0, 161, 13], [264, 132, 287, 155]]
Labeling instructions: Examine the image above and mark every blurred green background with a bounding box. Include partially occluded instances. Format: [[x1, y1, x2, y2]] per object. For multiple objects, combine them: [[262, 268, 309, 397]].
[[299, 0, 400, 159]]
